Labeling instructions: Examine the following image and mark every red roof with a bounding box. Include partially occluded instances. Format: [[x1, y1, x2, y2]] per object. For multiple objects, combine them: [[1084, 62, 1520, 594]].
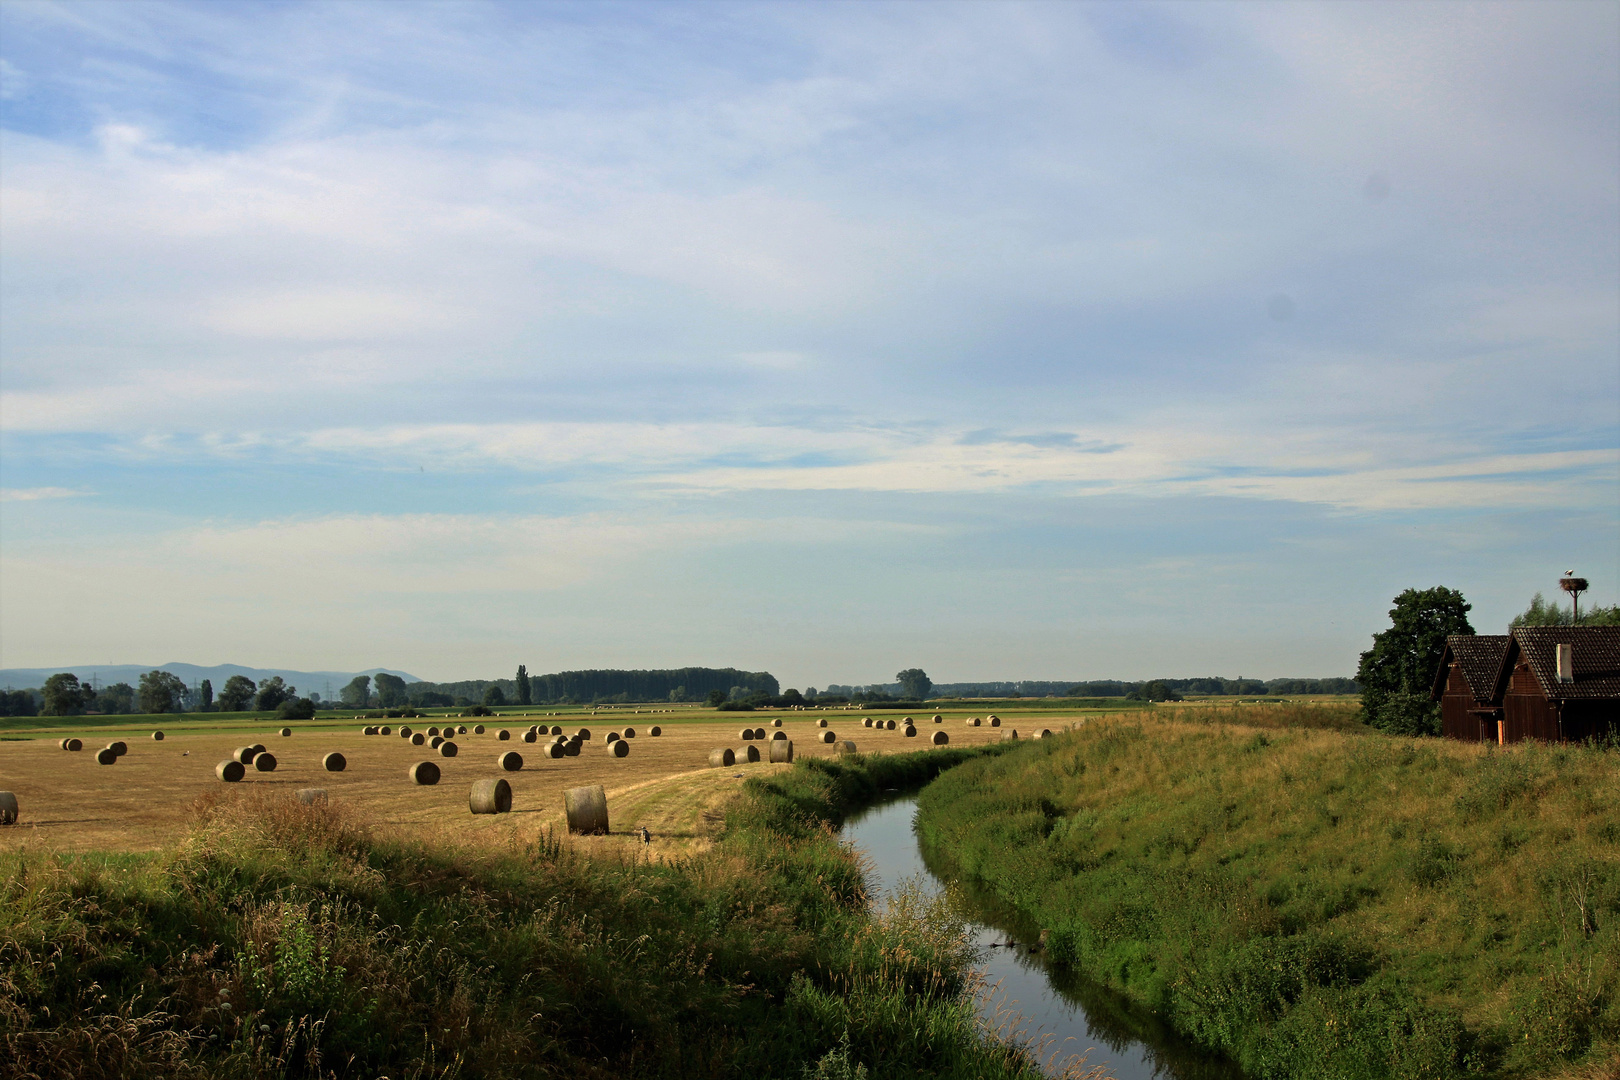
[[1491, 627, 1620, 701]]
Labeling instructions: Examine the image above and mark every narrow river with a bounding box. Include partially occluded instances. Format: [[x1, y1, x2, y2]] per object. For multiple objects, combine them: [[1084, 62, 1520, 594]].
[[842, 795, 1245, 1080]]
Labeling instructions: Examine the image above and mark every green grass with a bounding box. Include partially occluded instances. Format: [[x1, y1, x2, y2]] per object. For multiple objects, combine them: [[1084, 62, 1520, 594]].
[[1, 746, 1038, 1079], [914, 708, 1620, 1079]]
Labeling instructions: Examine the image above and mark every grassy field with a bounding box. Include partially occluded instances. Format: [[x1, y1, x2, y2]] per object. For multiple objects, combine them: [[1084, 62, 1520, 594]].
[[914, 706, 1620, 1079]]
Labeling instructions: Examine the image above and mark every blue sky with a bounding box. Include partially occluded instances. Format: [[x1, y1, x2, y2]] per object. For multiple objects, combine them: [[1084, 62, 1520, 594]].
[[1, 1, 1615, 685]]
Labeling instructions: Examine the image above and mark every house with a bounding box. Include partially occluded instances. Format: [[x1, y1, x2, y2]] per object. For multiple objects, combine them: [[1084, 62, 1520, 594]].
[[1431, 634, 1509, 743], [1487, 626, 1620, 744]]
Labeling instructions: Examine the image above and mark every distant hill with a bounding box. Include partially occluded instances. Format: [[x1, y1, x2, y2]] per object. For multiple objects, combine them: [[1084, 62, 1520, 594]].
[[0, 663, 421, 696]]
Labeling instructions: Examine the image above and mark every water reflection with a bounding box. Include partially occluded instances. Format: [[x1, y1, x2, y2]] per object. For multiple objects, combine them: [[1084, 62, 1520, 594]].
[[842, 796, 1244, 1080]]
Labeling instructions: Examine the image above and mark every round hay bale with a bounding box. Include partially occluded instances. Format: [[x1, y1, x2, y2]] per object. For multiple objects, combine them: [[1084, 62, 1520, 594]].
[[0, 791, 18, 825], [932, 714, 943, 723], [253, 752, 278, 772], [58, 738, 69, 750], [550, 725, 562, 736], [903, 725, 917, 738], [430, 736, 444, 749], [252, 744, 265, 753], [882, 718, 895, 730], [622, 727, 636, 738], [323, 752, 346, 772], [576, 728, 592, 741], [151, 730, 165, 741], [296, 788, 328, 805], [427, 726, 441, 738], [498, 729, 510, 740], [521, 730, 537, 743], [363, 725, 377, 736], [398, 725, 412, 737], [563, 739, 581, 758], [411, 732, 426, 746], [771, 730, 787, 740], [708, 748, 736, 768], [234, 746, 259, 764], [988, 715, 1001, 727], [528, 725, 539, 735], [410, 761, 441, 785], [499, 750, 523, 771], [547, 741, 565, 758], [1001, 729, 1018, 741], [473, 724, 485, 734], [380, 725, 392, 736], [279, 727, 292, 737], [215, 759, 245, 782], [739, 728, 754, 741], [862, 717, 872, 727], [607, 739, 629, 758], [817, 718, 828, 728], [564, 784, 609, 834], [65, 737, 82, 751], [470, 778, 513, 815], [903, 716, 913, 725], [649, 725, 661, 736], [752, 727, 766, 739], [772, 718, 782, 727], [606, 731, 620, 744], [931, 730, 949, 745], [738, 743, 760, 763], [966, 717, 981, 727], [768, 739, 794, 763], [833, 739, 857, 756], [820, 730, 836, 744], [439, 741, 458, 758], [107, 741, 128, 757]]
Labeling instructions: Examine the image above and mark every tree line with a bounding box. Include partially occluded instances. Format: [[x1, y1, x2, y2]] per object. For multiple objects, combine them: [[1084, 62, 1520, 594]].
[[0, 670, 307, 717]]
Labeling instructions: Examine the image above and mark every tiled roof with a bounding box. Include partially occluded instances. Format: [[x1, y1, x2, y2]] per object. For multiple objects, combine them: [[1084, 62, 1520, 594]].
[[1493, 627, 1620, 701], [1448, 635, 1509, 702]]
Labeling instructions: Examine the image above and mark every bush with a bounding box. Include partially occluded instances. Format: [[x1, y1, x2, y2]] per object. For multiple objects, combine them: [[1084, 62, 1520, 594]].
[[275, 697, 316, 720]]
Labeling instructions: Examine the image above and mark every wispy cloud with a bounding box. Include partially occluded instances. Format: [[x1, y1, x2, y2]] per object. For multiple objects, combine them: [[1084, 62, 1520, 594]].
[[0, 486, 90, 501]]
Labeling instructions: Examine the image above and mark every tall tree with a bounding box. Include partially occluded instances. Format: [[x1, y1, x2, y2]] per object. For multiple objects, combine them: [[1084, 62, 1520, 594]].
[[254, 676, 294, 711], [373, 673, 408, 708], [1358, 587, 1473, 736], [515, 665, 532, 706], [199, 678, 214, 711], [41, 673, 89, 716], [139, 670, 188, 714], [218, 675, 257, 712], [896, 668, 933, 700], [99, 682, 137, 714], [482, 684, 507, 707], [339, 675, 372, 708]]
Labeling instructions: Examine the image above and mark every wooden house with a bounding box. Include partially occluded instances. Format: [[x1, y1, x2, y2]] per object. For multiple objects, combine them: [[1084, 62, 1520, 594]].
[[1486, 627, 1620, 744], [1431, 634, 1508, 743]]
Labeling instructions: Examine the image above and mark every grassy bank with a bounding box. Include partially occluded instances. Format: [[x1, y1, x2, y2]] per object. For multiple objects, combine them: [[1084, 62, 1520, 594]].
[[914, 709, 1620, 1079], [2, 746, 1033, 1079]]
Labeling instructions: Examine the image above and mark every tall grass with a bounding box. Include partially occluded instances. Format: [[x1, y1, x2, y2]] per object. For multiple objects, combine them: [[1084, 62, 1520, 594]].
[[1, 748, 1036, 1080], [915, 714, 1620, 1079]]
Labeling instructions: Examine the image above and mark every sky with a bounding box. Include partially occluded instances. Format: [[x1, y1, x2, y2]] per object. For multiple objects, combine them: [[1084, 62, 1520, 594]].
[[1, 0, 1616, 686]]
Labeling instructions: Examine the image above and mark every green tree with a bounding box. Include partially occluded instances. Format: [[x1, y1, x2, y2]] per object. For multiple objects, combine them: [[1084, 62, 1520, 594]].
[[1358, 587, 1473, 736], [139, 670, 188, 714], [373, 673, 408, 708], [707, 689, 727, 707], [896, 668, 932, 700], [1512, 591, 1620, 627], [255, 676, 294, 711], [1127, 680, 1182, 702], [515, 665, 532, 706], [42, 673, 89, 716], [218, 675, 257, 712], [482, 684, 507, 707], [276, 697, 316, 720], [98, 682, 137, 714], [339, 675, 372, 708], [198, 678, 214, 711]]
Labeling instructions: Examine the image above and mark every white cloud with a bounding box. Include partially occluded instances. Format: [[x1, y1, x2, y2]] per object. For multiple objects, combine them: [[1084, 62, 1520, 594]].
[[0, 487, 91, 502]]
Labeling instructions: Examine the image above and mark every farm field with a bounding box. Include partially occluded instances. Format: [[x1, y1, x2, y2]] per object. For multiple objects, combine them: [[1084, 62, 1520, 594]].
[[0, 706, 1061, 854]]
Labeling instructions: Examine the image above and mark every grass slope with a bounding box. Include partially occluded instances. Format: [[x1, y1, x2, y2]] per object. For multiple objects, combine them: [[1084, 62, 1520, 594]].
[[2, 746, 1033, 1080], [914, 708, 1620, 1079]]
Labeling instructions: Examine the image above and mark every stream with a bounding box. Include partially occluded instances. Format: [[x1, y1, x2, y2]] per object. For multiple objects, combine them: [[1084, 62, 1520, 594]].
[[841, 795, 1246, 1080]]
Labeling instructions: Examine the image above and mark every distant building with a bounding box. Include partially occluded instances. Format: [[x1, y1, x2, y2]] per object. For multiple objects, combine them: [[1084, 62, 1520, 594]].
[[1431, 634, 1509, 743], [1434, 627, 1620, 744]]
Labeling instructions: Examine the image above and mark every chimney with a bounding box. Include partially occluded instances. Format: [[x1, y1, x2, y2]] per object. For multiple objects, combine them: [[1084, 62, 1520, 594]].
[[1556, 643, 1574, 684]]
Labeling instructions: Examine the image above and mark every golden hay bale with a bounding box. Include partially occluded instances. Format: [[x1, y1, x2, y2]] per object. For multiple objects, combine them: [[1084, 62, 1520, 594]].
[[296, 788, 328, 805], [817, 718, 828, 728], [380, 725, 392, 735], [608, 739, 630, 758], [739, 744, 761, 763], [499, 750, 523, 771], [521, 730, 538, 743], [1001, 729, 1018, 741], [771, 730, 787, 740], [0, 791, 18, 825], [885, 719, 897, 730], [739, 728, 754, 741], [234, 745, 259, 764], [988, 715, 1001, 727], [606, 731, 620, 743], [96, 747, 118, 764], [772, 718, 782, 727], [820, 730, 836, 744], [279, 727, 292, 737], [410, 761, 441, 785], [411, 732, 426, 746], [862, 717, 873, 727], [1038, 729, 1052, 739], [563, 739, 581, 758], [439, 741, 459, 758], [473, 724, 485, 734], [903, 726, 917, 738], [622, 727, 636, 738], [550, 725, 562, 735], [752, 727, 766, 739], [966, 717, 981, 727], [107, 741, 128, 757], [215, 759, 245, 782], [470, 778, 513, 815], [932, 714, 942, 723], [457, 725, 468, 735], [323, 752, 346, 772], [428, 726, 441, 737], [576, 728, 592, 741], [151, 731, 165, 741], [708, 747, 736, 768], [398, 726, 413, 737], [649, 725, 661, 736], [497, 729, 510, 740], [430, 736, 444, 749], [931, 730, 949, 745], [833, 740, 857, 756], [564, 784, 608, 834], [768, 739, 793, 763], [363, 726, 377, 736], [547, 742, 565, 759], [253, 752, 278, 772], [903, 716, 913, 724], [65, 738, 82, 751]]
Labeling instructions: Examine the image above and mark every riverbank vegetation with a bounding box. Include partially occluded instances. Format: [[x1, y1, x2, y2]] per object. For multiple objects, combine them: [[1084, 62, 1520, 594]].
[[914, 709, 1619, 1079], [2, 747, 1032, 1079]]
